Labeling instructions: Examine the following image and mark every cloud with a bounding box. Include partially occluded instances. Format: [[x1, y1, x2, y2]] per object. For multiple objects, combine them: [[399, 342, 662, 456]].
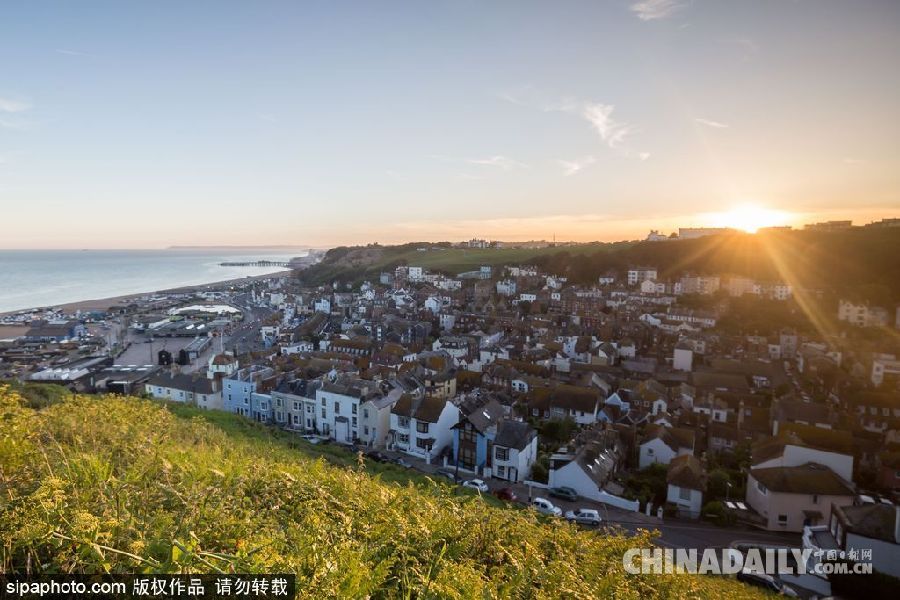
[[843, 157, 865, 165], [631, 0, 688, 21], [0, 97, 31, 113], [56, 49, 94, 57], [582, 103, 632, 148], [694, 117, 729, 129], [497, 89, 649, 159], [466, 155, 527, 170], [557, 156, 595, 176]]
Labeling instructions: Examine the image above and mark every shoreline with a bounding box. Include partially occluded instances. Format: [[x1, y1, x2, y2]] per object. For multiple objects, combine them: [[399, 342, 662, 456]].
[[0, 269, 294, 318]]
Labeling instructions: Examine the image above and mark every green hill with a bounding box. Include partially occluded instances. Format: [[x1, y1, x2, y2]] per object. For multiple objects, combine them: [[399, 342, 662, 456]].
[[299, 228, 900, 304], [0, 385, 762, 598]]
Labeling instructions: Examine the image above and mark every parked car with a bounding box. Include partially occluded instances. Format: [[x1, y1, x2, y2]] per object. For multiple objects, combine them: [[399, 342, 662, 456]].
[[392, 457, 412, 468], [494, 487, 519, 502], [736, 570, 798, 597], [548, 486, 579, 502], [435, 468, 460, 483], [564, 508, 601, 526], [462, 479, 489, 493], [531, 497, 562, 517]]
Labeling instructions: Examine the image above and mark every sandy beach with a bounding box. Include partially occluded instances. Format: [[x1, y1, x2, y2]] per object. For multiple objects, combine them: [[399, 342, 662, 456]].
[[0, 270, 294, 318]]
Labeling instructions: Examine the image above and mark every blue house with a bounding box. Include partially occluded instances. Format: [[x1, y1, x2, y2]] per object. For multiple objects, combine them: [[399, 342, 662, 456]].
[[223, 365, 275, 420], [451, 397, 506, 474]]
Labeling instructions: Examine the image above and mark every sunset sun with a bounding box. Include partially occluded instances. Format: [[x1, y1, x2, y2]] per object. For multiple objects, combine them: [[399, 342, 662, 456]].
[[709, 204, 792, 233]]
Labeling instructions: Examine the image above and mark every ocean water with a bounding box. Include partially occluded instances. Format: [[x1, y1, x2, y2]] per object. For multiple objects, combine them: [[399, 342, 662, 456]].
[[0, 249, 306, 313]]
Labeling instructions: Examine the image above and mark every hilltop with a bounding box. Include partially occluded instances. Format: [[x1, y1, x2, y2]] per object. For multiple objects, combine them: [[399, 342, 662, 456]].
[[0, 385, 762, 598], [298, 228, 900, 304]]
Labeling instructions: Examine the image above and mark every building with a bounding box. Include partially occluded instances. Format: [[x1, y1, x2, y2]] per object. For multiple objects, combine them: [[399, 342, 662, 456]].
[[746, 463, 854, 532], [871, 355, 900, 388], [452, 398, 506, 474], [838, 299, 889, 328], [804, 220, 853, 231], [315, 378, 382, 444], [491, 420, 538, 483], [627, 267, 658, 286], [666, 455, 707, 519], [390, 394, 460, 461], [223, 365, 276, 420], [144, 371, 222, 411], [638, 425, 695, 469]]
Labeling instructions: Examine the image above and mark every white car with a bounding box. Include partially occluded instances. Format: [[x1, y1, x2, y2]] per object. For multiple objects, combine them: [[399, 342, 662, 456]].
[[531, 497, 562, 517], [462, 479, 489, 493], [564, 508, 601, 526]]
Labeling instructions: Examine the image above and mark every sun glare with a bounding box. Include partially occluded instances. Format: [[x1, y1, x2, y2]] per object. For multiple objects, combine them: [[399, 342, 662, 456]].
[[709, 204, 791, 233]]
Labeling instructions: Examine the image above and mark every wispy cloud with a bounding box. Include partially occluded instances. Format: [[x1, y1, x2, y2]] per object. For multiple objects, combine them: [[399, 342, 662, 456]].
[[466, 155, 527, 170], [498, 88, 648, 159], [56, 49, 95, 57], [631, 0, 688, 21], [694, 117, 729, 129], [557, 156, 595, 176], [582, 103, 632, 148], [0, 97, 31, 113], [843, 157, 866, 165]]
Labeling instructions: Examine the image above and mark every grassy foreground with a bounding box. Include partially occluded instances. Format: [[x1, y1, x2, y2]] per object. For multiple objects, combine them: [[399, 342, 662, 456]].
[[0, 386, 762, 598]]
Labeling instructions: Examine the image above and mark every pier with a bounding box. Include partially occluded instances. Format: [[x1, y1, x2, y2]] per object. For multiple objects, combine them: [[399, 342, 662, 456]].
[[219, 260, 290, 267]]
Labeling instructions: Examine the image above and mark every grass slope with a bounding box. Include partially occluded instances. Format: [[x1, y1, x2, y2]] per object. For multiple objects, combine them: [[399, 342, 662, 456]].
[[0, 386, 763, 598]]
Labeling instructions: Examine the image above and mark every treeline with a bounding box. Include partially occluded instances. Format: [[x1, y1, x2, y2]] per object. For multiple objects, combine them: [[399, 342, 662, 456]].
[[532, 228, 900, 304]]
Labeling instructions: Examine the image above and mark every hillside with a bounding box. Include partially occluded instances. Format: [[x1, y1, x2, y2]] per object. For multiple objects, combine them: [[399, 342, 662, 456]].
[[299, 229, 900, 304], [0, 385, 762, 598]]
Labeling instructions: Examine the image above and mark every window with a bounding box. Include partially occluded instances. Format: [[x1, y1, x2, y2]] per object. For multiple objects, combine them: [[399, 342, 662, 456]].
[[647, 448, 654, 456], [416, 438, 431, 449], [496, 466, 506, 478], [292, 414, 299, 425], [293, 401, 300, 411], [352, 404, 357, 414], [396, 433, 409, 445], [495, 447, 509, 461], [416, 422, 430, 434], [364, 426, 369, 436], [321, 398, 326, 407], [363, 409, 369, 419], [777, 514, 788, 525], [398, 417, 410, 428], [352, 417, 357, 427], [321, 408, 326, 419], [276, 398, 282, 408], [679, 487, 691, 501], [243, 397, 249, 405], [756, 480, 767, 495]]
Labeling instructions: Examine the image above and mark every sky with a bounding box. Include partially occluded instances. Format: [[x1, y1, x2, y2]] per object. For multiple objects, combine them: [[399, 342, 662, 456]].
[[1, 0, 898, 249]]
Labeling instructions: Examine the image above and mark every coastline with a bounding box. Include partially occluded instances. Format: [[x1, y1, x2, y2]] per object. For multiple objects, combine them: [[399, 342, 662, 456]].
[[0, 269, 294, 318]]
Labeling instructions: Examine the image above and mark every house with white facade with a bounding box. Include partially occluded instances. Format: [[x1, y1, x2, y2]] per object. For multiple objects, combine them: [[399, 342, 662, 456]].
[[638, 425, 695, 469], [315, 377, 382, 444], [390, 394, 459, 461], [666, 455, 707, 519], [490, 420, 538, 483], [145, 371, 223, 411]]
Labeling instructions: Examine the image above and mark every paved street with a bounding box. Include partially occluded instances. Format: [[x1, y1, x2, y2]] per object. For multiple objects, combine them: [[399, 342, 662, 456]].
[[373, 448, 799, 552]]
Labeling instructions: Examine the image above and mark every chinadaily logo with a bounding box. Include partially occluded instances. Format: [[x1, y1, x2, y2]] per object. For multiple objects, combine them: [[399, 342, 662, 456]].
[[623, 547, 874, 576]]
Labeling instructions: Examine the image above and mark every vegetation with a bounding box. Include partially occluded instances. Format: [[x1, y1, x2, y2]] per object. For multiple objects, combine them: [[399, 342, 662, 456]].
[[300, 229, 900, 306], [0, 386, 764, 598], [622, 464, 668, 508]]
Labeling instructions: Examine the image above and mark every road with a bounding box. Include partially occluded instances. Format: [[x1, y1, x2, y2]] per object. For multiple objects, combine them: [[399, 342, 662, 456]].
[[377, 448, 800, 552]]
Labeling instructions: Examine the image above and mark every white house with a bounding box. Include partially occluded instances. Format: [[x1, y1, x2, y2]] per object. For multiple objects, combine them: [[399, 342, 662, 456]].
[[359, 388, 401, 448], [390, 394, 460, 461], [145, 372, 222, 411], [315, 378, 381, 444], [491, 420, 538, 483], [638, 425, 695, 469], [666, 455, 706, 519]]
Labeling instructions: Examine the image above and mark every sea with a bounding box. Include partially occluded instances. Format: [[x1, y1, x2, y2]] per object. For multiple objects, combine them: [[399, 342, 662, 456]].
[[0, 249, 307, 314]]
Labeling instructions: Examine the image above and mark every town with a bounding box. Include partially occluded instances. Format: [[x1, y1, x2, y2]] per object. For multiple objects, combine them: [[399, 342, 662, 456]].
[[2, 227, 899, 598]]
